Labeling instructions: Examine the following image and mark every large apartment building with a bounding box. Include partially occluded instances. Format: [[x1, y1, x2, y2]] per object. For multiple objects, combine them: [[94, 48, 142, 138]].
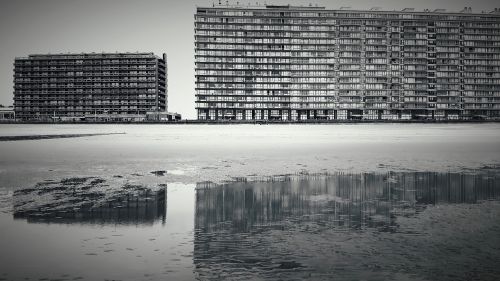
[[194, 5, 500, 121], [14, 52, 167, 121]]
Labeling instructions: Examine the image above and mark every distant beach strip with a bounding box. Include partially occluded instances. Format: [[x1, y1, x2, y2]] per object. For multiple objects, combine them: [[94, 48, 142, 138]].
[[0, 133, 125, 141]]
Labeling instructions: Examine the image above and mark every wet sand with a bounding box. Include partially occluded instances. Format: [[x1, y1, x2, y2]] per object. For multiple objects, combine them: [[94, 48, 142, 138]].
[[0, 123, 499, 188], [0, 124, 499, 280]]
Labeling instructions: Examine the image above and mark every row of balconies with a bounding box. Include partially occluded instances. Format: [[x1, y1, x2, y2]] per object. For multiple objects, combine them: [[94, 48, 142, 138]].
[[18, 53, 157, 59], [15, 87, 163, 91], [14, 103, 161, 109], [194, 86, 470, 91], [14, 60, 157, 66], [194, 79, 489, 85], [195, 41, 496, 50], [195, 76, 490, 82], [15, 90, 162, 95], [14, 74, 158, 79], [194, 59, 498, 68], [14, 104, 159, 109], [195, 56, 466, 64], [198, 97, 473, 103], [14, 78, 158, 83], [195, 23, 498, 35], [15, 67, 158, 73], [195, 74, 412, 79], [15, 61, 158, 66], [15, 85, 158, 89], [195, 13, 496, 23], [15, 102, 159, 106], [14, 96, 161, 101], [194, 104, 476, 110], [13, 74, 160, 80], [194, 32, 499, 41], [17, 100, 167, 106], [194, 21, 497, 30], [194, 93, 499, 98], [14, 92, 165, 96]]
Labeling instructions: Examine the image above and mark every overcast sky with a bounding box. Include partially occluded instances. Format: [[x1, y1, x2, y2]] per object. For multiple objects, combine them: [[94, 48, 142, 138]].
[[0, 0, 498, 119]]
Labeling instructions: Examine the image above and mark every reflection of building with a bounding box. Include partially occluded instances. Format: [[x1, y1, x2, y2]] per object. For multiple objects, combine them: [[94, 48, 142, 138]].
[[14, 52, 167, 121], [195, 5, 500, 121], [196, 174, 392, 233], [195, 172, 499, 232], [0, 105, 15, 121], [13, 178, 166, 225], [193, 172, 500, 278]]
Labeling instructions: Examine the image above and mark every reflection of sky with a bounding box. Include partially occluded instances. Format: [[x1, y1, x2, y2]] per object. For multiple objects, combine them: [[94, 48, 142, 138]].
[[1, 0, 500, 118], [0, 183, 196, 281]]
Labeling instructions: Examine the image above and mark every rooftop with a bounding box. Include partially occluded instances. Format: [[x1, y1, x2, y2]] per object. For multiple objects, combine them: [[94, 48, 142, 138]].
[[15, 52, 162, 60], [198, 3, 500, 16]]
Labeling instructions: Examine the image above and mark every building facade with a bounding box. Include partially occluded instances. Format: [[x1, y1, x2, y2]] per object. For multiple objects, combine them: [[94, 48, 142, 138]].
[[14, 52, 167, 121], [0, 105, 15, 121], [195, 5, 500, 121]]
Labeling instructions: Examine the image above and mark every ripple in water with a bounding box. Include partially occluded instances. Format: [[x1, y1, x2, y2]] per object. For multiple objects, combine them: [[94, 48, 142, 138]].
[[193, 171, 500, 281], [1, 171, 500, 281]]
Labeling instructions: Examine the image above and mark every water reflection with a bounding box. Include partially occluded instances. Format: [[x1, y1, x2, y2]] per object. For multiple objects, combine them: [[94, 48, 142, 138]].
[[193, 172, 500, 280], [195, 172, 499, 233], [13, 177, 166, 225]]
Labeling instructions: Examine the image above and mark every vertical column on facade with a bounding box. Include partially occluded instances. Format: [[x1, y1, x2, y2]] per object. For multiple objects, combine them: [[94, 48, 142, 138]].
[[461, 20, 471, 119], [154, 57, 160, 121], [401, 20, 410, 120], [456, 21, 465, 119], [397, 20, 405, 119], [333, 19, 341, 120], [427, 21, 437, 119], [386, 19, 396, 120], [360, 20, 367, 120], [326, 20, 335, 121]]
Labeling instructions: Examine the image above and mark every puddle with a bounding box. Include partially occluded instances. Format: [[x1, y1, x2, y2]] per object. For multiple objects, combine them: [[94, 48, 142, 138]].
[[193, 171, 500, 280], [0, 171, 499, 281]]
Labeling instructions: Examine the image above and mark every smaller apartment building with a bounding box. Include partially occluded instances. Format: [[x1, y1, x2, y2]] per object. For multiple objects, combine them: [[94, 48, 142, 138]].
[[14, 52, 167, 121]]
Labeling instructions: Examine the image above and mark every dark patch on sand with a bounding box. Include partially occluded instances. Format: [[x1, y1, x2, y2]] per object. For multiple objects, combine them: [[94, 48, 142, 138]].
[[150, 170, 166, 176], [0, 133, 125, 141]]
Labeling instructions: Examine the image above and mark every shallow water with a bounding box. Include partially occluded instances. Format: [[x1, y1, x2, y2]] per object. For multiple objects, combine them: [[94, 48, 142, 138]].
[[193, 172, 500, 281], [0, 172, 499, 280], [0, 124, 499, 280]]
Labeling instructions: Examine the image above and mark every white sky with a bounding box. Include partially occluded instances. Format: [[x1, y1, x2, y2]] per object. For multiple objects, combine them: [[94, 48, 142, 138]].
[[0, 0, 498, 119]]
